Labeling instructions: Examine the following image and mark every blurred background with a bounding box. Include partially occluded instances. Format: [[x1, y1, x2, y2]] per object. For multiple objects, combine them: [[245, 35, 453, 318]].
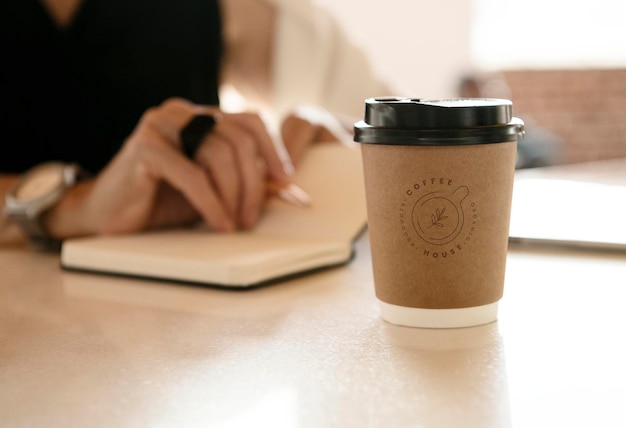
[[316, 0, 626, 165]]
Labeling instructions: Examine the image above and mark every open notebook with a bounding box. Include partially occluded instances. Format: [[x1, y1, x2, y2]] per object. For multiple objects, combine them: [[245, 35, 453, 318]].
[[61, 144, 367, 287], [509, 158, 626, 251]]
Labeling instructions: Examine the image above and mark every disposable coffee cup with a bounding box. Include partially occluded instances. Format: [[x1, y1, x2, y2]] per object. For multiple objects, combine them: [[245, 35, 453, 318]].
[[354, 98, 524, 328]]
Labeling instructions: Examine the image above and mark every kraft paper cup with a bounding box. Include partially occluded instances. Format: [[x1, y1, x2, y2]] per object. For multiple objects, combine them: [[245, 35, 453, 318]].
[[354, 98, 524, 328]]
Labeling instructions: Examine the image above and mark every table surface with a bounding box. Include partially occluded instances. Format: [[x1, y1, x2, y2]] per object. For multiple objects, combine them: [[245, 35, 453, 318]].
[[2, 160, 626, 428]]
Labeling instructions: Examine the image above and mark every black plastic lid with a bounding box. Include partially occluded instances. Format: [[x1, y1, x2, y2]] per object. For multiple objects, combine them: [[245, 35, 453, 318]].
[[354, 97, 525, 146]]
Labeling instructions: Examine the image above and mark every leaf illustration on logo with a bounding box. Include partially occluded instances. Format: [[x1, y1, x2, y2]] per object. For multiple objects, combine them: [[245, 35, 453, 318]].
[[428, 207, 448, 228]]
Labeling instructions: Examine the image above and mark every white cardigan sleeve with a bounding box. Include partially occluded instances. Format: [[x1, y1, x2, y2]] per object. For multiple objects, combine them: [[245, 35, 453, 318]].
[[271, 1, 391, 119]]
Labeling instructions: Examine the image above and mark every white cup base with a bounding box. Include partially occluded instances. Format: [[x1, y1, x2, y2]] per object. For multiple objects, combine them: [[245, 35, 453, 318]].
[[379, 300, 499, 329]]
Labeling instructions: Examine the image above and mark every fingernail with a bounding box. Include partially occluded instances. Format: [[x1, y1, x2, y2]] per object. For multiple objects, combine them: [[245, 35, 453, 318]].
[[277, 183, 312, 208]]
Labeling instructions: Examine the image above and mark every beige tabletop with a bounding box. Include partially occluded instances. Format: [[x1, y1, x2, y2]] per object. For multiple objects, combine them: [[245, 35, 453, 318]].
[[2, 161, 626, 428]]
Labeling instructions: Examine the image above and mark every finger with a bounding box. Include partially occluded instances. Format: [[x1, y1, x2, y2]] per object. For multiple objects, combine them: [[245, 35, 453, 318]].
[[145, 98, 204, 141], [195, 136, 240, 220], [317, 125, 347, 144], [137, 131, 235, 232], [143, 98, 220, 153], [234, 152, 267, 228], [211, 121, 267, 228], [225, 113, 294, 181], [249, 159, 268, 226], [147, 184, 200, 228], [290, 105, 354, 144], [280, 114, 318, 166]]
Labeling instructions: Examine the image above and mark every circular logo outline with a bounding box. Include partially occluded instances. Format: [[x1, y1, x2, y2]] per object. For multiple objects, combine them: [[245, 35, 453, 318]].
[[411, 185, 469, 246]]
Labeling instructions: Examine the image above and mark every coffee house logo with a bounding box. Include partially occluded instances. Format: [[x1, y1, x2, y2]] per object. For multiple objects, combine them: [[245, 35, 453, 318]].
[[399, 178, 479, 259]]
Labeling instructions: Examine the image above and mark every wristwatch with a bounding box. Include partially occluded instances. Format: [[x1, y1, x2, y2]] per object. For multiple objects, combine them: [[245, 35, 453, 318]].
[[4, 162, 82, 251]]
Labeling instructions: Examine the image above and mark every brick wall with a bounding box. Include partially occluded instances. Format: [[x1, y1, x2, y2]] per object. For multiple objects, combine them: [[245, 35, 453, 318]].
[[502, 69, 626, 164]]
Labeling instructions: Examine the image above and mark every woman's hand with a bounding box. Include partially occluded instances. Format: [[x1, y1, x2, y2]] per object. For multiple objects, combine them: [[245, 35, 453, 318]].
[[281, 105, 354, 166], [44, 98, 294, 238]]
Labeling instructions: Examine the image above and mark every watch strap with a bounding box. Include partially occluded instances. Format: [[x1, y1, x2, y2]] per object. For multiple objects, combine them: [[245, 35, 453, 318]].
[[4, 163, 84, 252], [9, 211, 63, 251]]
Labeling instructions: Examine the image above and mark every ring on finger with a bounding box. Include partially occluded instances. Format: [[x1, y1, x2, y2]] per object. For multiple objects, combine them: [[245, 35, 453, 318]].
[[180, 114, 221, 159]]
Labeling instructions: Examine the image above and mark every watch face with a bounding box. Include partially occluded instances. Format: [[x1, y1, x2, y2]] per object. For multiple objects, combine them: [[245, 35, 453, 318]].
[[15, 165, 64, 202]]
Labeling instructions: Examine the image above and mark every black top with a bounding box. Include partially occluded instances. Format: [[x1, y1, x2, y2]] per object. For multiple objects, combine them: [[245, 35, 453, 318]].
[[0, 0, 223, 174]]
